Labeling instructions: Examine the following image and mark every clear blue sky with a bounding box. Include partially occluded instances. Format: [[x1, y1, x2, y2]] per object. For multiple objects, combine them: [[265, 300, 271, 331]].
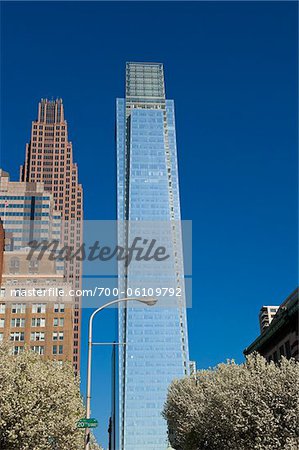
[[1, 1, 298, 447]]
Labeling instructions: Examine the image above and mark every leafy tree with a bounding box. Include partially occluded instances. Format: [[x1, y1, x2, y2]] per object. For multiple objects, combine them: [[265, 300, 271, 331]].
[[163, 353, 299, 450], [90, 432, 104, 450], [0, 344, 101, 450]]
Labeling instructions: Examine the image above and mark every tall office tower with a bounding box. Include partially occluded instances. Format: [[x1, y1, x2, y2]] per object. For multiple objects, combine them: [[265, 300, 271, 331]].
[[0, 169, 61, 257], [116, 63, 190, 450], [20, 99, 83, 372], [259, 305, 279, 333]]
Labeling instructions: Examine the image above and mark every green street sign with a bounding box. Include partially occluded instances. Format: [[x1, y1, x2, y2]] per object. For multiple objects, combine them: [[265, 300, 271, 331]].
[[77, 418, 98, 429]]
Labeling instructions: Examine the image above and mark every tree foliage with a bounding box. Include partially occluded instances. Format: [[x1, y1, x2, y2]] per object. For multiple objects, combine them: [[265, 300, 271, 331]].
[[0, 344, 101, 450], [163, 353, 299, 450]]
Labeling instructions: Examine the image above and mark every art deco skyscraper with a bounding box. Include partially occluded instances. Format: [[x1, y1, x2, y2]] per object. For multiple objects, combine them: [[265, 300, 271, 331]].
[[117, 63, 190, 449], [20, 99, 83, 372]]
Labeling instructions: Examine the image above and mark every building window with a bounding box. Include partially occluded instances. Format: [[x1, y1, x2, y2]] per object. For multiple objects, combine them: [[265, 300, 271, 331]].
[[31, 318, 46, 327], [0, 303, 5, 313], [10, 332, 25, 342], [30, 332, 45, 342], [13, 346, 24, 355], [52, 331, 64, 341], [9, 257, 20, 274], [31, 346, 45, 355], [32, 304, 46, 313], [0, 318, 5, 327], [285, 341, 291, 358], [52, 345, 63, 355], [29, 258, 39, 274], [0, 333, 3, 342], [11, 318, 25, 328], [53, 318, 64, 327], [0, 289, 5, 298], [54, 303, 64, 313], [11, 304, 26, 314]]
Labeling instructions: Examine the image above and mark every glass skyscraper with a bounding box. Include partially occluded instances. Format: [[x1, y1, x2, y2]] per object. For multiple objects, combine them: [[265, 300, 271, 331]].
[[116, 62, 190, 450]]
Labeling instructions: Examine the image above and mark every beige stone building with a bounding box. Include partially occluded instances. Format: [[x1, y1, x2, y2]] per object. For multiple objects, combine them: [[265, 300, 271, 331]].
[[0, 251, 73, 361], [0, 170, 75, 364]]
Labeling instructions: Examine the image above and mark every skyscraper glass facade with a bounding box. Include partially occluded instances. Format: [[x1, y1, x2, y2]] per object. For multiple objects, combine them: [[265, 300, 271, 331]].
[[117, 63, 190, 450]]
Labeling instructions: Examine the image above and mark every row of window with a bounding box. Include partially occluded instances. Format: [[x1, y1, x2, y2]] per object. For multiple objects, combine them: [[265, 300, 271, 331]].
[[0, 317, 64, 327], [0, 333, 78, 361], [0, 303, 65, 313], [5, 260, 42, 275], [267, 340, 292, 362], [0, 196, 50, 200], [2, 212, 49, 217], [9, 331, 64, 341], [0, 203, 49, 209], [32, 131, 65, 137], [8, 344, 64, 356], [34, 137, 66, 142], [33, 125, 66, 130], [1, 220, 53, 225], [32, 143, 66, 149]]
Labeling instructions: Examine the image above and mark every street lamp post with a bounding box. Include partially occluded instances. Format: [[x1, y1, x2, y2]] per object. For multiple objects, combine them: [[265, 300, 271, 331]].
[[84, 297, 157, 450]]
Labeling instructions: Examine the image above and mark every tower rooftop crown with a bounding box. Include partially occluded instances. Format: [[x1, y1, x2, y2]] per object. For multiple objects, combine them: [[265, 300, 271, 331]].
[[125, 61, 165, 100], [38, 98, 64, 123]]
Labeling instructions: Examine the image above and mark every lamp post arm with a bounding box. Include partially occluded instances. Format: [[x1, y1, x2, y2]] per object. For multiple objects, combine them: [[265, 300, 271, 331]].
[[87, 299, 129, 418], [88, 296, 147, 346], [88, 298, 132, 344]]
